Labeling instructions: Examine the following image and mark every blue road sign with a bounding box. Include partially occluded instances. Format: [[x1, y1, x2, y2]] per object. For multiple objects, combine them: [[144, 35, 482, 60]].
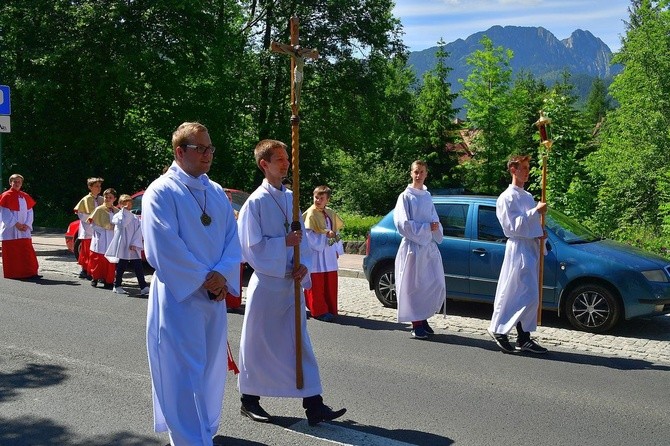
[[0, 85, 11, 115]]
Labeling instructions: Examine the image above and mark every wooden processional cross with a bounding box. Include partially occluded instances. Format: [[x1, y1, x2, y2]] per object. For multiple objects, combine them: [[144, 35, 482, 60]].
[[534, 111, 553, 327], [271, 16, 319, 389]]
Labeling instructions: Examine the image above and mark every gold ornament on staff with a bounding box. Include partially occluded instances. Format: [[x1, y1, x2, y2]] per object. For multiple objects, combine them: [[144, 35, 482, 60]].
[[534, 110, 552, 326], [270, 16, 319, 390]]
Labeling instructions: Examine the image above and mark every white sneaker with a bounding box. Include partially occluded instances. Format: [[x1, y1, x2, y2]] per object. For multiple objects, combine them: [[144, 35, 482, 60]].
[[112, 286, 128, 295], [140, 286, 150, 295]]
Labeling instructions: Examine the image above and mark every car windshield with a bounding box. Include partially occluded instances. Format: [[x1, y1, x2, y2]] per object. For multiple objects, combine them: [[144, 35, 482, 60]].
[[131, 195, 142, 214], [546, 209, 600, 244]]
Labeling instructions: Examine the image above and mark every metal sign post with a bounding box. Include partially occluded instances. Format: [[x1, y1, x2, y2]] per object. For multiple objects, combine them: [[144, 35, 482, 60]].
[[0, 85, 11, 186]]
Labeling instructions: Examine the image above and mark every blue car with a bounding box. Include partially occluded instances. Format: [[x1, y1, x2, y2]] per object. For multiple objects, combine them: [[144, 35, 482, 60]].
[[363, 195, 670, 333]]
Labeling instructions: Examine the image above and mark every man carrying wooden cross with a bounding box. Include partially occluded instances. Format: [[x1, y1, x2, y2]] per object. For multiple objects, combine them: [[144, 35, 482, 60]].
[[235, 17, 346, 426]]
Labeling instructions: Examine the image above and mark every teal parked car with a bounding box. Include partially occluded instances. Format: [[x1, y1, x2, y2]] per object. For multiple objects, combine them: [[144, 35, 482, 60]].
[[363, 195, 670, 333]]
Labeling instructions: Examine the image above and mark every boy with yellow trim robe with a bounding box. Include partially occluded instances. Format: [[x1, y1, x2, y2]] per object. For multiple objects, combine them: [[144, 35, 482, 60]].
[[87, 188, 119, 288], [236, 139, 346, 426], [73, 177, 104, 279], [302, 185, 344, 322]]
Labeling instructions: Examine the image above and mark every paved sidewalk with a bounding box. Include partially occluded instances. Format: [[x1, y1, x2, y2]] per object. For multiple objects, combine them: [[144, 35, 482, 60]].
[[24, 231, 670, 365]]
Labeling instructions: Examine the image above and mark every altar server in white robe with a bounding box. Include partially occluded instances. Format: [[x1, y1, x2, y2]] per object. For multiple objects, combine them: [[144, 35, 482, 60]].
[[487, 154, 548, 354], [142, 122, 241, 446], [104, 194, 150, 295], [237, 139, 346, 426], [88, 188, 119, 288], [393, 160, 445, 340]]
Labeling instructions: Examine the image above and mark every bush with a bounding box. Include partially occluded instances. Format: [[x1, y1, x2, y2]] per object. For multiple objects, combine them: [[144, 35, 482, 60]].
[[34, 201, 75, 230], [339, 213, 383, 241], [612, 225, 670, 260]]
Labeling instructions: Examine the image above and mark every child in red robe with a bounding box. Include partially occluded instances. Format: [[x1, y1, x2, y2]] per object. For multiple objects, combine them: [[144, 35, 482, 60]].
[[0, 174, 39, 279]]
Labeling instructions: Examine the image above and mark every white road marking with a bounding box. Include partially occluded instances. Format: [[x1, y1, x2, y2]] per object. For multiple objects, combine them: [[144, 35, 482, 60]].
[[286, 420, 417, 445]]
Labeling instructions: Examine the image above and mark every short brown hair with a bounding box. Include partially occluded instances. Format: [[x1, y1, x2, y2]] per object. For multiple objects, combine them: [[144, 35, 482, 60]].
[[507, 155, 531, 170], [103, 188, 117, 198], [118, 194, 133, 204], [254, 139, 287, 172], [313, 185, 331, 198], [410, 160, 428, 171], [172, 122, 208, 150]]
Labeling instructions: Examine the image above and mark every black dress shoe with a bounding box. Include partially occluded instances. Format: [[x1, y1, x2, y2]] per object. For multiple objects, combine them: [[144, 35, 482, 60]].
[[306, 404, 346, 426], [240, 403, 272, 423]]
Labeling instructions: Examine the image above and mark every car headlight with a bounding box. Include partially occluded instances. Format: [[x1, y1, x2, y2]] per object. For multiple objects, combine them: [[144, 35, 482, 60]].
[[641, 269, 669, 283]]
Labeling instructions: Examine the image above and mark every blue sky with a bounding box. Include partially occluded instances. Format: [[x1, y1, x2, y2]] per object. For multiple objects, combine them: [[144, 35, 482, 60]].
[[393, 0, 632, 52]]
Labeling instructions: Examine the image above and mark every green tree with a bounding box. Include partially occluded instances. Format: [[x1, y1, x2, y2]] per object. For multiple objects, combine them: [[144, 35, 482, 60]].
[[585, 0, 670, 241], [413, 39, 460, 188], [509, 71, 549, 159], [583, 77, 612, 126], [458, 36, 515, 194], [0, 0, 250, 224], [243, 0, 408, 203], [328, 54, 418, 216], [531, 85, 592, 217]]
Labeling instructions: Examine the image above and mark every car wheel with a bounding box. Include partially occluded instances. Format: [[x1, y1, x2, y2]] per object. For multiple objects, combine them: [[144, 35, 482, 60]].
[[564, 284, 621, 333], [73, 239, 81, 260], [373, 262, 397, 308]]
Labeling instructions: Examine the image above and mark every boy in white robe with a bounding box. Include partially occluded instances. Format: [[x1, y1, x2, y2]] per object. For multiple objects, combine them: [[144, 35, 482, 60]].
[[73, 177, 103, 279], [302, 185, 345, 322], [393, 160, 445, 340], [142, 122, 241, 446], [237, 139, 346, 426], [104, 194, 149, 295], [487, 155, 548, 354], [87, 188, 118, 288]]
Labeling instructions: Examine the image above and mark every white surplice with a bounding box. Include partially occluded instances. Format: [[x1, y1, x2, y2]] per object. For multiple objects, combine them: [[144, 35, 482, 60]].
[[0, 195, 33, 241], [88, 205, 116, 255], [488, 184, 543, 335], [304, 227, 341, 274], [142, 161, 241, 445], [237, 179, 323, 398], [393, 185, 446, 323], [104, 208, 143, 263]]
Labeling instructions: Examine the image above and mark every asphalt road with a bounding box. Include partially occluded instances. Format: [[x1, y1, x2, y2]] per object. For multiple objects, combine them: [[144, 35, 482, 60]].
[[1, 243, 670, 446]]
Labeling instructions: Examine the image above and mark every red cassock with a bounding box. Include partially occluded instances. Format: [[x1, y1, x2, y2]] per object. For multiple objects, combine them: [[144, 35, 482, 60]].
[[0, 189, 39, 279]]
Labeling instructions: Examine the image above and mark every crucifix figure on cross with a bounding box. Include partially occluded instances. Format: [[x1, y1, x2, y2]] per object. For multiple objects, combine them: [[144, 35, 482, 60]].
[[270, 19, 319, 111]]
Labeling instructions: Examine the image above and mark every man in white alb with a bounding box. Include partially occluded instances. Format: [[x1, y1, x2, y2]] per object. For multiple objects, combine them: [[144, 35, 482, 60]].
[[236, 139, 346, 426], [142, 122, 241, 445], [488, 154, 548, 354]]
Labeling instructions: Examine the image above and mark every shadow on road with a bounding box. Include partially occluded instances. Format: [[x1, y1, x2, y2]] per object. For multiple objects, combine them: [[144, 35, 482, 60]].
[[212, 434, 267, 445], [427, 332, 670, 371], [0, 363, 67, 403], [333, 314, 406, 333], [0, 363, 166, 446], [16, 276, 80, 287], [443, 300, 670, 342], [0, 416, 164, 446]]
